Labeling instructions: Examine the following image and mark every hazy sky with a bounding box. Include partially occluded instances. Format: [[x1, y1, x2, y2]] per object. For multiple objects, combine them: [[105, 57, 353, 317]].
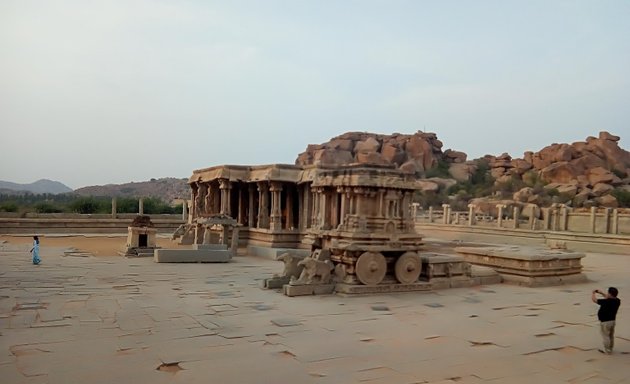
[[1, 1, 629, 189]]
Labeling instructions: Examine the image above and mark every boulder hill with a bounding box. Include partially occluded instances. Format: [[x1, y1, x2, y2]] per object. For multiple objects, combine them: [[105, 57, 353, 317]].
[[296, 130, 630, 208]]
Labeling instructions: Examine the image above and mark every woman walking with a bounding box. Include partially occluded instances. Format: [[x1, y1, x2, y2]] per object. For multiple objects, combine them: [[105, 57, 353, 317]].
[[30, 236, 41, 265]]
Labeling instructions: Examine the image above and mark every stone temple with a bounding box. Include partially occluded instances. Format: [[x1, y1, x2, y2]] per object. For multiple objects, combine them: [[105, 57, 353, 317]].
[[173, 163, 492, 295]]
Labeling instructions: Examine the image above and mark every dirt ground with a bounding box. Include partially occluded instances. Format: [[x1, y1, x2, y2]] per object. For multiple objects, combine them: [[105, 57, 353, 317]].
[[0, 234, 184, 256]]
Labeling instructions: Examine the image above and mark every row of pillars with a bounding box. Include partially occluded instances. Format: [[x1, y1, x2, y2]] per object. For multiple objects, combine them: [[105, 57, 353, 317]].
[[414, 203, 622, 235]]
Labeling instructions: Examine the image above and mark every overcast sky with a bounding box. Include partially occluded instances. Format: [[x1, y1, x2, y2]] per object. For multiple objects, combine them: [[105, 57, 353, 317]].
[[1, 0, 629, 189]]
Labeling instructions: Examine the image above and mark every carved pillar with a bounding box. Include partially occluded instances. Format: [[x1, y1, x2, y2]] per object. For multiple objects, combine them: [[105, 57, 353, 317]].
[[320, 188, 328, 229], [542, 208, 551, 230], [111, 198, 117, 218], [181, 200, 188, 221], [230, 226, 240, 256], [302, 184, 311, 229], [513, 207, 520, 229], [219, 179, 232, 216], [248, 184, 255, 227], [270, 182, 283, 231], [528, 206, 536, 230], [604, 208, 611, 234], [560, 205, 568, 231], [467, 204, 475, 226], [411, 202, 419, 222], [611, 209, 619, 234], [590, 207, 597, 234], [496, 204, 506, 228], [257, 182, 269, 229], [237, 185, 244, 224], [286, 187, 294, 229], [428, 206, 433, 223], [202, 225, 211, 244], [138, 198, 144, 215], [311, 188, 319, 227]]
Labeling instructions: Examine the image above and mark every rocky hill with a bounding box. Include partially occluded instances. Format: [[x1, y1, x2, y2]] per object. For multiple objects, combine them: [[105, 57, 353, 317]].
[[0, 179, 73, 195], [74, 178, 189, 203], [296, 130, 630, 208]]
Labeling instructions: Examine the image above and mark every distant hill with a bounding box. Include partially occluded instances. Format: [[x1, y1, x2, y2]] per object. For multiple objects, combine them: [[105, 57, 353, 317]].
[[74, 177, 189, 203], [0, 179, 73, 195]]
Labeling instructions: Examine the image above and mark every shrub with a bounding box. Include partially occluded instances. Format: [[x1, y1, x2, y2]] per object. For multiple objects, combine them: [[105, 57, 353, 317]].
[[611, 189, 630, 208], [34, 202, 63, 213], [0, 202, 18, 212], [70, 197, 106, 214], [425, 160, 451, 178]]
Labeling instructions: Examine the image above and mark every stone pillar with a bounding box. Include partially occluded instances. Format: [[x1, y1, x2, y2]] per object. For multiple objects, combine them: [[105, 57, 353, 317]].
[[230, 226, 240, 256], [611, 209, 619, 235], [428, 206, 434, 223], [496, 204, 506, 228], [513, 207, 520, 229], [542, 208, 551, 230], [528, 207, 535, 230], [194, 224, 201, 244], [411, 203, 419, 222], [320, 189, 328, 229], [442, 204, 450, 224], [286, 187, 294, 229], [467, 204, 475, 226], [311, 189, 319, 227], [257, 182, 269, 229], [302, 185, 311, 229], [248, 184, 255, 228], [182, 200, 188, 221], [454, 212, 460, 225], [111, 198, 117, 218], [269, 182, 283, 231], [604, 208, 611, 234], [138, 198, 144, 215], [219, 179, 232, 216], [338, 188, 346, 228], [560, 205, 568, 231], [202, 225, 211, 244], [379, 189, 385, 217], [237, 186, 244, 224], [590, 207, 597, 234], [221, 225, 229, 245]]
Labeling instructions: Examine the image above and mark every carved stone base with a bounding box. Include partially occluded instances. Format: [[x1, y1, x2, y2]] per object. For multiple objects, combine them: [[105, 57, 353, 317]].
[[263, 276, 290, 289], [283, 284, 335, 297], [335, 282, 432, 295]]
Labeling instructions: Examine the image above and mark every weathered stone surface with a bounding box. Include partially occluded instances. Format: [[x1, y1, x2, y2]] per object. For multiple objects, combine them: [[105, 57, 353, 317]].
[[591, 183, 614, 196], [595, 194, 618, 208], [449, 163, 476, 182], [154, 249, 231, 263]]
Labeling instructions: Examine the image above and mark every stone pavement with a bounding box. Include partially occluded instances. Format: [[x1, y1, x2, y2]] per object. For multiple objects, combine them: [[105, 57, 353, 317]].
[[0, 240, 628, 384]]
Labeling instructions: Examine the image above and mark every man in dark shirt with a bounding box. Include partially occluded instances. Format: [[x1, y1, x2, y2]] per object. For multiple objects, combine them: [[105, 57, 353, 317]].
[[591, 287, 620, 354]]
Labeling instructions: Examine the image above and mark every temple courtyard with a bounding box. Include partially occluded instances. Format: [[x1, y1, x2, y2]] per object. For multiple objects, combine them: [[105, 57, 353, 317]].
[[0, 235, 627, 384]]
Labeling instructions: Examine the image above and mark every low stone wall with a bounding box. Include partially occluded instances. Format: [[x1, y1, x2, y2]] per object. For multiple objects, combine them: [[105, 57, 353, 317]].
[[415, 223, 630, 255], [0, 215, 184, 234]]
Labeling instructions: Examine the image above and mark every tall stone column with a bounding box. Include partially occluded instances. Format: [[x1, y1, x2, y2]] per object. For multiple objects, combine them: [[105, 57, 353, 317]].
[[611, 209, 619, 234], [411, 202, 419, 222], [311, 189, 319, 227], [302, 184, 311, 229], [467, 204, 475, 226], [560, 205, 568, 231], [219, 179, 232, 216], [111, 198, 117, 218], [542, 208, 551, 230], [590, 207, 597, 234], [269, 182, 283, 231], [139, 198, 144, 215], [442, 204, 450, 224], [604, 208, 611, 234], [237, 186, 244, 224], [513, 207, 520, 229], [181, 199, 188, 221], [496, 204, 506, 228], [257, 182, 269, 229], [338, 187, 346, 228], [248, 184, 255, 228], [319, 188, 328, 229], [428, 206, 434, 223], [286, 187, 294, 230]]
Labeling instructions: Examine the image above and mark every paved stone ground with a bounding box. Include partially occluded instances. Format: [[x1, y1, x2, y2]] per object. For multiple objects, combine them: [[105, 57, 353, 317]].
[[0, 239, 628, 384]]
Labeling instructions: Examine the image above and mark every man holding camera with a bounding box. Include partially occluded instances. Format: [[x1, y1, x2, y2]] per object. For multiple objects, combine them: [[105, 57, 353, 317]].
[[591, 287, 620, 354]]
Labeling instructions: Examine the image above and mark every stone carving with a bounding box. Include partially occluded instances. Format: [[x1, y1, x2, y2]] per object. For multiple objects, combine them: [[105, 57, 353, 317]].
[[291, 257, 334, 285], [274, 252, 305, 280]]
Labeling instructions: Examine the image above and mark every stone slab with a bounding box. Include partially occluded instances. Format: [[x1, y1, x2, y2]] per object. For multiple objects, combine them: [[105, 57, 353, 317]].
[[247, 245, 310, 260], [193, 244, 228, 250], [501, 273, 588, 287], [154, 249, 231, 263], [335, 282, 432, 295], [263, 276, 290, 289], [283, 284, 335, 297]]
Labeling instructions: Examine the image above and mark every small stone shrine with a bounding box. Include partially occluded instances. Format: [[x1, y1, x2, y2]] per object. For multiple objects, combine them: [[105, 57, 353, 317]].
[[124, 215, 158, 257], [155, 214, 239, 263]]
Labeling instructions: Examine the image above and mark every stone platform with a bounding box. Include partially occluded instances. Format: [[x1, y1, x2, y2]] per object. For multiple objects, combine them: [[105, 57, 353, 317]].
[[455, 245, 586, 287], [335, 281, 432, 295], [153, 248, 231, 263]]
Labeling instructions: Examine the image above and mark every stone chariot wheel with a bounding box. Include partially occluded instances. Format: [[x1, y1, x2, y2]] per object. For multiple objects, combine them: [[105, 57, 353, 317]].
[[394, 252, 421, 284], [355, 252, 387, 286]]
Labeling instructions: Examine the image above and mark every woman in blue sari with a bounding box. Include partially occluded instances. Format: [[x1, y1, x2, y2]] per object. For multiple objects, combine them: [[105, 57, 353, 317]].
[[30, 236, 41, 265]]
